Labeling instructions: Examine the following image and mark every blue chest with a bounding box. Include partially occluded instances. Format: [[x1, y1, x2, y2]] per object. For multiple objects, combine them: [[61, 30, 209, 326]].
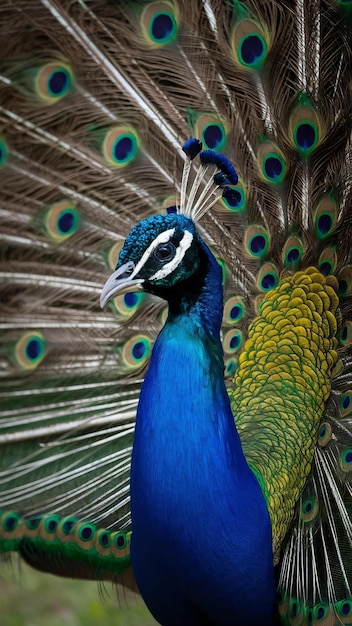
[[130, 320, 276, 625]]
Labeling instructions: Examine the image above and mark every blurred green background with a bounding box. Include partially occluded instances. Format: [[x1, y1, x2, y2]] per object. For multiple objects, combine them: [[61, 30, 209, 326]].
[[0, 560, 158, 626]]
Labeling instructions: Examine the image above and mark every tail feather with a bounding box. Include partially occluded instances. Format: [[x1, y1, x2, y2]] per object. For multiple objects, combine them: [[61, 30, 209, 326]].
[[1, 1, 352, 623]]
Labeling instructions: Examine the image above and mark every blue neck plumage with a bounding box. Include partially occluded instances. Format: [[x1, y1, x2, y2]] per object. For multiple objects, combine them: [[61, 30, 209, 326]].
[[130, 236, 276, 624]]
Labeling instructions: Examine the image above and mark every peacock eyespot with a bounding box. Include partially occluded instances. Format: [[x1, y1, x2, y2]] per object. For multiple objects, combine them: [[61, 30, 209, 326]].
[[339, 322, 352, 345], [124, 293, 138, 307], [262, 154, 286, 183], [342, 450, 352, 464], [47, 68, 71, 97], [224, 330, 243, 354], [26, 338, 41, 360], [249, 234, 268, 257], [45, 201, 80, 241], [15, 331, 46, 370], [342, 602, 352, 616], [230, 305, 242, 321], [225, 358, 237, 377], [113, 292, 145, 318], [154, 241, 176, 262], [57, 210, 76, 235], [339, 279, 348, 295], [230, 335, 240, 349], [300, 497, 319, 521], [3, 514, 19, 532], [318, 421, 332, 446], [152, 12, 176, 42], [113, 135, 136, 164], [256, 264, 279, 292], [114, 533, 127, 549], [341, 393, 351, 411], [99, 532, 110, 548], [314, 605, 327, 620], [317, 214, 332, 236], [122, 335, 151, 369], [289, 599, 300, 617], [245, 226, 270, 259], [239, 34, 267, 68], [132, 341, 147, 360], [287, 248, 300, 263], [318, 260, 333, 276], [260, 273, 277, 290], [45, 517, 58, 533], [336, 600, 352, 617], [340, 448, 352, 471], [303, 500, 312, 513], [141, 3, 178, 46], [319, 424, 326, 437], [99, 126, 139, 167], [223, 297, 246, 326], [294, 121, 319, 154], [222, 187, 244, 211], [282, 236, 304, 268], [35, 62, 74, 102], [202, 123, 226, 151], [79, 525, 94, 541]]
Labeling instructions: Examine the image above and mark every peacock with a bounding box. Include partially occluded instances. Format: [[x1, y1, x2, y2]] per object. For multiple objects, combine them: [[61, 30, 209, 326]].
[[1, 0, 352, 623]]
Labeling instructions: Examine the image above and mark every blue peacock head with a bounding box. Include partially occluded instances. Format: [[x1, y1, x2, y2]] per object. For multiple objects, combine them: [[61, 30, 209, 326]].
[[100, 139, 238, 308]]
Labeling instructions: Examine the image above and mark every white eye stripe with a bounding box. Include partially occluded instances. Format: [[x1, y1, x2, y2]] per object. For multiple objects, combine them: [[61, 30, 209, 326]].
[[131, 228, 176, 279], [130, 227, 194, 282], [149, 230, 193, 281]]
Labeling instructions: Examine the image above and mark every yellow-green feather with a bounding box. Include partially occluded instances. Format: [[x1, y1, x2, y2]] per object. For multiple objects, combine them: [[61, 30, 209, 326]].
[[229, 268, 339, 559]]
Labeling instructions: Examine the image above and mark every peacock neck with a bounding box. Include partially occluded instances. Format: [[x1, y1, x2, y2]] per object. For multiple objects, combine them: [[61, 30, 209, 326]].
[[141, 239, 243, 465], [130, 240, 276, 624]]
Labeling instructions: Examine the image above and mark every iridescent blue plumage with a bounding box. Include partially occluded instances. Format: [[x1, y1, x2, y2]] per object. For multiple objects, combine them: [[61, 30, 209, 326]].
[[110, 213, 277, 624]]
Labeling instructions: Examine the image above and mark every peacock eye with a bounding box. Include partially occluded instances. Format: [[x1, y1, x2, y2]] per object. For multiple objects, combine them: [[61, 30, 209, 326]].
[[154, 241, 176, 262]]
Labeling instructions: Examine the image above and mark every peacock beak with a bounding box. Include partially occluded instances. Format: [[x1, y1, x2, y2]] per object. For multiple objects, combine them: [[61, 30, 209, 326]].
[[100, 261, 144, 308]]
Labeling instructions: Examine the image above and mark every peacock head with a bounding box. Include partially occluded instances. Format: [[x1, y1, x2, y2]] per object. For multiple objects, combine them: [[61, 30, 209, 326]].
[[100, 213, 204, 306], [100, 139, 238, 308]]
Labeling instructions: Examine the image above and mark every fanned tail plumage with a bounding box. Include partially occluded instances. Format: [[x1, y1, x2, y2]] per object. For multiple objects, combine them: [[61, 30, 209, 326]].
[[1, 1, 352, 623]]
